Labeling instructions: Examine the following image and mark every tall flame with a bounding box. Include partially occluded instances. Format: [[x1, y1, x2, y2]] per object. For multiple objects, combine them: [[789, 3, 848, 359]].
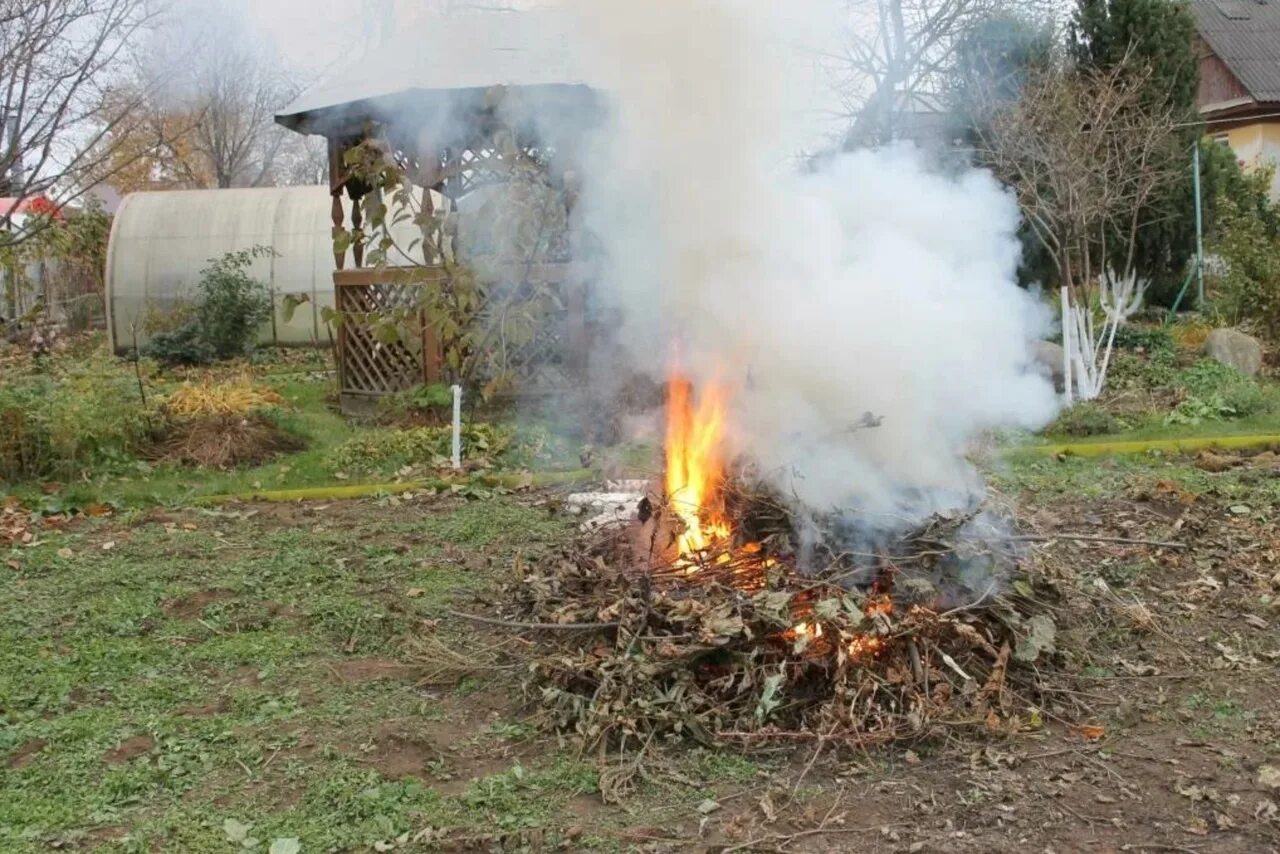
[[665, 376, 731, 558]]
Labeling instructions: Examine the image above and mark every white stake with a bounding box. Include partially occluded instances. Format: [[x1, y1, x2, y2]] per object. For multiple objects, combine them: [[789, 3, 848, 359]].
[[1060, 286, 1074, 405], [451, 385, 463, 471]]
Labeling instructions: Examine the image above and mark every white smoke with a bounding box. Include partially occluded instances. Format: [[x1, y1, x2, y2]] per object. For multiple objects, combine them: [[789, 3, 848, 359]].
[[564, 0, 1059, 521]]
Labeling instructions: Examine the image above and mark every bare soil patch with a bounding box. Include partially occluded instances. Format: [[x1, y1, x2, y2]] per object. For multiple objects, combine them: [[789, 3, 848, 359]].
[[7, 739, 46, 769], [102, 736, 155, 766], [327, 658, 423, 684], [163, 588, 234, 619]]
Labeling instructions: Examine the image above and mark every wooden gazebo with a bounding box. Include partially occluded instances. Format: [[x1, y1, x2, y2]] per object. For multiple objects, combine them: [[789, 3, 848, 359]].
[[275, 11, 602, 413]]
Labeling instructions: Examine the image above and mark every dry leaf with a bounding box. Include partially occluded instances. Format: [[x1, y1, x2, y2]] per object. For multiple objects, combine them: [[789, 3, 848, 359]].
[[1259, 766, 1280, 791], [1077, 724, 1106, 741]]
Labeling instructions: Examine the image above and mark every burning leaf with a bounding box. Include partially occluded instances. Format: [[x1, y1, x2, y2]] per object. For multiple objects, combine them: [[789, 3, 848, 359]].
[[814, 598, 841, 622], [751, 590, 792, 622], [841, 596, 866, 628]]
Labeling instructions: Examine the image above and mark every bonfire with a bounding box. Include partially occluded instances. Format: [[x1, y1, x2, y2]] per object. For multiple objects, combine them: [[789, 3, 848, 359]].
[[454, 366, 1066, 788]]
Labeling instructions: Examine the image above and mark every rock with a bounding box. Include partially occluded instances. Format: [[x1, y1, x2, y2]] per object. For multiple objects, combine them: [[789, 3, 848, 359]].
[[1033, 341, 1066, 392], [1204, 328, 1264, 376]]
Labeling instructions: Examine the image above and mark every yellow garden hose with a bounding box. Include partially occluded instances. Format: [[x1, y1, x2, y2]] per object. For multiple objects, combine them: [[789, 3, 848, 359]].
[[1009, 434, 1280, 459], [192, 468, 597, 505]]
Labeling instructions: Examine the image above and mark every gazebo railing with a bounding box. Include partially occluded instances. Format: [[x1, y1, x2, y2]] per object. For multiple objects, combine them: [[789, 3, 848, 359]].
[[333, 264, 588, 415]]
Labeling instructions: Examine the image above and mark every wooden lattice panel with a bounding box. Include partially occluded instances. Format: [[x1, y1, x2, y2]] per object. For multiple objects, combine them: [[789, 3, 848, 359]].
[[332, 265, 588, 411], [335, 273, 432, 399]]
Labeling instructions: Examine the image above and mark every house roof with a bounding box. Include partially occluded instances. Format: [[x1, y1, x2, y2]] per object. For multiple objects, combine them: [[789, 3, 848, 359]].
[[276, 10, 601, 138], [1192, 0, 1280, 104], [0, 195, 62, 221]]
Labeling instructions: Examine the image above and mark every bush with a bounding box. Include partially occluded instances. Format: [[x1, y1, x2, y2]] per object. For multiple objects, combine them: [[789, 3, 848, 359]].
[[1045, 402, 1120, 437], [1164, 358, 1276, 424], [0, 367, 155, 482], [325, 422, 575, 474], [1106, 350, 1177, 392], [1204, 167, 1280, 340], [144, 248, 273, 367], [375, 384, 457, 426], [144, 322, 215, 367], [1111, 325, 1175, 355]]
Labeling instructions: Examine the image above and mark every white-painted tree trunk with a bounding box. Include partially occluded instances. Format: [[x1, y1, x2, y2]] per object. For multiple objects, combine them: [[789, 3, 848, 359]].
[[451, 385, 463, 471], [1060, 286, 1074, 405], [1062, 271, 1147, 403]]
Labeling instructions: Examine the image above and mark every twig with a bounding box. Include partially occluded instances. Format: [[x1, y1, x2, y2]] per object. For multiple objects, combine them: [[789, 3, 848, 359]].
[[1010, 533, 1186, 550], [447, 609, 620, 632]]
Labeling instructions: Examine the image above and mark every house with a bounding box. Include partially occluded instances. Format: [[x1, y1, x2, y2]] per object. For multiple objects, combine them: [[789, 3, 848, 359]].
[[1192, 0, 1280, 197]]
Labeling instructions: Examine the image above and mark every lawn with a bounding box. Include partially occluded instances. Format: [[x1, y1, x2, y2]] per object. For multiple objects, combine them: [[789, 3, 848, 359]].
[[3, 449, 1280, 852], [4, 334, 1280, 851]]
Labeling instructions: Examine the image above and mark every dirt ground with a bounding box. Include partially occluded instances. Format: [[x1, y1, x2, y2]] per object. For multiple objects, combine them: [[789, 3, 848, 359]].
[[2, 451, 1280, 852]]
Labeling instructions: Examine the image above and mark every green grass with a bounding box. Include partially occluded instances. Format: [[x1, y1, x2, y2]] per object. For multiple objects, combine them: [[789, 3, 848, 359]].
[[991, 451, 1280, 508], [0, 497, 600, 853], [1027, 412, 1280, 447]]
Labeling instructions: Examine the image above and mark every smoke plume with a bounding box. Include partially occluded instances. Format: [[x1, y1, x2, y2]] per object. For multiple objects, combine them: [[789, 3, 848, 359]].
[[564, 0, 1058, 524]]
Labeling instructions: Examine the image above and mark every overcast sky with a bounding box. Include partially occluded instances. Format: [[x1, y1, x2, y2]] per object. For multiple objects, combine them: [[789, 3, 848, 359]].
[[240, 1, 541, 81]]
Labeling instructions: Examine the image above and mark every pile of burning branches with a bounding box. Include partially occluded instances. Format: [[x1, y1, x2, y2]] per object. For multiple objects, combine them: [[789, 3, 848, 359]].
[[447, 377, 1071, 767], [493, 480, 1064, 756]]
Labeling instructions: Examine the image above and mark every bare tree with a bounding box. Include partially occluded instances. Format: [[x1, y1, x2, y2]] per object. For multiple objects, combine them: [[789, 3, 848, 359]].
[[971, 56, 1182, 399], [186, 40, 300, 189], [98, 14, 314, 190], [0, 0, 154, 242], [837, 0, 1056, 148]]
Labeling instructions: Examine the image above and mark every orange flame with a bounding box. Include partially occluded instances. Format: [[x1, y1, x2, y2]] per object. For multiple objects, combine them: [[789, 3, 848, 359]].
[[666, 376, 731, 560]]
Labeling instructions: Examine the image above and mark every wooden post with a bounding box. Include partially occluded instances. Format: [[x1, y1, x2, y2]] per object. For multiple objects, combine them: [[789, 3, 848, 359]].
[[567, 280, 587, 381], [328, 136, 347, 270], [351, 197, 364, 268]]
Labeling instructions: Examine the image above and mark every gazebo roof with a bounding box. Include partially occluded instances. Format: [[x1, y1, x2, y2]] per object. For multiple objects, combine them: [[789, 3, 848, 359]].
[[275, 10, 601, 138]]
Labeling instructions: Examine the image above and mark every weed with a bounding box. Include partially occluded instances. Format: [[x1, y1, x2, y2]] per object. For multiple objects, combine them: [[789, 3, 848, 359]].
[[1045, 402, 1120, 437]]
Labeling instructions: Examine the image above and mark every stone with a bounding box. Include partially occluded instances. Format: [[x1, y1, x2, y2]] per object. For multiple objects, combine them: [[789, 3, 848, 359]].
[[1033, 341, 1066, 392], [1204, 328, 1264, 377]]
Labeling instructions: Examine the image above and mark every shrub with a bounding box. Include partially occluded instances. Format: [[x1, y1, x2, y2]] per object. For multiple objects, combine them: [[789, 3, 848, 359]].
[[327, 423, 515, 473], [144, 248, 273, 366], [1204, 168, 1280, 340], [1111, 325, 1175, 355], [375, 384, 457, 426], [1106, 350, 1177, 392], [1164, 358, 1276, 424], [1045, 402, 1120, 437], [144, 322, 215, 367], [0, 367, 155, 482], [1168, 319, 1214, 352], [196, 249, 273, 359], [162, 378, 284, 418]]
